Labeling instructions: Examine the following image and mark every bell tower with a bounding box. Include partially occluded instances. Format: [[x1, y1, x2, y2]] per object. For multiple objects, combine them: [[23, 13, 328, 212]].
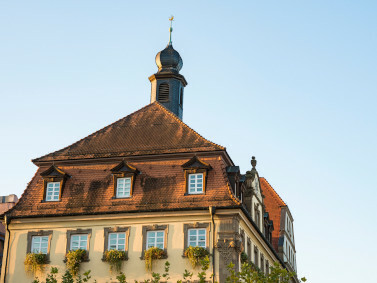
[[149, 17, 187, 120]]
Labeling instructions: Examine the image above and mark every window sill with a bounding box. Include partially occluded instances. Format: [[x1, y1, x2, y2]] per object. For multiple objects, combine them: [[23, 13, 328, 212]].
[[111, 196, 133, 200], [184, 192, 205, 196], [40, 199, 62, 203]]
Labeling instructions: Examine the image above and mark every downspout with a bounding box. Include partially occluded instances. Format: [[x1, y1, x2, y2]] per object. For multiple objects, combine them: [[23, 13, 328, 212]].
[[209, 206, 216, 283], [3, 215, 11, 283]]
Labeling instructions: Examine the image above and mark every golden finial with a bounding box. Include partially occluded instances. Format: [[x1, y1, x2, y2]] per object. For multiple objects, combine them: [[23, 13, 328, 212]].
[[169, 16, 174, 45]]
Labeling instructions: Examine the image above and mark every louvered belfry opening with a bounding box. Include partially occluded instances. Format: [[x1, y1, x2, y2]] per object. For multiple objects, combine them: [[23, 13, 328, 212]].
[[158, 83, 170, 102]]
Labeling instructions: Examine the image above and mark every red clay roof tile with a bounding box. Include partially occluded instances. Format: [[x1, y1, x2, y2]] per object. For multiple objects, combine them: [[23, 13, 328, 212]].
[[260, 177, 287, 252], [33, 102, 224, 163]]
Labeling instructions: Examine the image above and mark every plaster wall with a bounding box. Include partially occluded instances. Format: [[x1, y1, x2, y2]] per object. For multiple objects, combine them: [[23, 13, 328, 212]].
[[1, 211, 215, 283]]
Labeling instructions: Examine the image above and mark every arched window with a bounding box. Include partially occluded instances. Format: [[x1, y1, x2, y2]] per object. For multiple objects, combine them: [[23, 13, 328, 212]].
[[158, 83, 169, 102], [179, 88, 183, 106]]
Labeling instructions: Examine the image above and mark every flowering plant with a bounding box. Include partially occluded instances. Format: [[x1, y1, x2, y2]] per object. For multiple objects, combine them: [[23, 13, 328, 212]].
[[144, 247, 166, 271], [24, 252, 48, 274], [184, 246, 209, 269], [103, 250, 127, 273], [65, 249, 87, 276]]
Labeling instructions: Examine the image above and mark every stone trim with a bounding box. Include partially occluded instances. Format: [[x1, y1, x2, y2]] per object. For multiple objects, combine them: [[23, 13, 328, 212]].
[[66, 228, 92, 260], [26, 230, 53, 261], [140, 224, 168, 259], [183, 222, 210, 256], [103, 227, 130, 260]]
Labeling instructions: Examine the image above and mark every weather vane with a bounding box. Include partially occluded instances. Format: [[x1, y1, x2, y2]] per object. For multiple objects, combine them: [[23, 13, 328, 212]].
[[169, 16, 174, 45]]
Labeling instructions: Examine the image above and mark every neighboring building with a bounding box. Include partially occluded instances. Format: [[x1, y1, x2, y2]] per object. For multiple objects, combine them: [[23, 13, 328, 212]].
[[261, 178, 297, 273], [0, 195, 18, 276], [0, 34, 298, 282]]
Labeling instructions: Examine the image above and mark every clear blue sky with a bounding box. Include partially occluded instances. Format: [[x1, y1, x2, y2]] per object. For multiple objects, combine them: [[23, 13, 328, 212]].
[[1, 1, 376, 282]]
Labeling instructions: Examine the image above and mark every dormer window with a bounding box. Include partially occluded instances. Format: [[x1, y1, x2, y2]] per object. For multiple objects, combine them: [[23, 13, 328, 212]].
[[46, 182, 60, 201], [116, 177, 131, 198], [182, 156, 212, 195], [40, 165, 68, 202], [111, 161, 139, 199], [188, 173, 203, 194]]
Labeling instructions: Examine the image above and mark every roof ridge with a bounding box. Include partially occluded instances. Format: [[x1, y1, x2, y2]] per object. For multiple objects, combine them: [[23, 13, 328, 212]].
[[260, 177, 286, 206], [154, 102, 225, 151], [32, 103, 160, 163]]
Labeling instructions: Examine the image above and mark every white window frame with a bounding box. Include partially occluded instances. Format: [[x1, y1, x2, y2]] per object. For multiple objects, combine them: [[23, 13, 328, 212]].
[[46, 182, 60, 201], [31, 236, 49, 254], [70, 234, 88, 251], [108, 232, 126, 251], [188, 173, 204, 194], [146, 230, 164, 249], [116, 177, 131, 198], [187, 228, 206, 248]]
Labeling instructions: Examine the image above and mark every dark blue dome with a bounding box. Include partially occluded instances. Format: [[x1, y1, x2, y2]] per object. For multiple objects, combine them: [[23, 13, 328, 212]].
[[155, 44, 183, 73]]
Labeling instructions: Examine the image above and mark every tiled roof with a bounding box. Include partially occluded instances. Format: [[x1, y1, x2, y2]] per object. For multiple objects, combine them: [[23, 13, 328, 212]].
[[260, 177, 286, 252], [6, 157, 240, 218], [33, 102, 224, 163]]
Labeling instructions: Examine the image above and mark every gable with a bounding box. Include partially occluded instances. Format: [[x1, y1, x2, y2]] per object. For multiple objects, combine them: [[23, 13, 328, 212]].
[[33, 102, 224, 163]]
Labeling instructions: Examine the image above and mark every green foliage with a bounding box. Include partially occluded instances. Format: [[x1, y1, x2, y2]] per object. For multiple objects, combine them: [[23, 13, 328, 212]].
[[24, 253, 48, 274], [144, 247, 166, 272], [240, 252, 248, 264], [197, 256, 210, 283], [103, 250, 128, 273], [31, 258, 306, 283], [116, 272, 127, 283], [226, 261, 307, 283], [65, 249, 87, 276], [184, 246, 210, 269]]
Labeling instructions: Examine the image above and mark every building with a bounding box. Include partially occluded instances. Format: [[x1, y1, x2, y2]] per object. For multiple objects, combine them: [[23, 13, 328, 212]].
[[0, 33, 298, 282], [0, 195, 18, 276], [261, 178, 297, 273]]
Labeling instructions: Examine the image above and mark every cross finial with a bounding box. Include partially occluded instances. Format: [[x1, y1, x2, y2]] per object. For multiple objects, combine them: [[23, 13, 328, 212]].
[[169, 16, 174, 45]]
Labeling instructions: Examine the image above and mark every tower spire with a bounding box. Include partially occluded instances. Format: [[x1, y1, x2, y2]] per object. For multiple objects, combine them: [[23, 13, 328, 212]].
[[169, 16, 174, 46]]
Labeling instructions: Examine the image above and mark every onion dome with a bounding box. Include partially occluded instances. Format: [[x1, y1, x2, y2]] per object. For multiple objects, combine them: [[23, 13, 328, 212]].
[[155, 43, 183, 73]]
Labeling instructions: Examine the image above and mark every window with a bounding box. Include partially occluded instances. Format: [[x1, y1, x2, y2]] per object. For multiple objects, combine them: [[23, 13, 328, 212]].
[[147, 231, 164, 249], [254, 246, 259, 267], [111, 161, 139, 199], [40, 165, 68, 202], [179, 88, 183, 106], [188, 228, 206, 247], [266, 260, 269, 275], [183, 223, 210, 254], [141, 225, 168, 258], [188, 173, 203, 194], [45, 182, 60, 201], [70, 234, 88, 250], [260, 254, 264, 273], [247, 239, 251, 261], [66, 229, 92, 257], [182, 156, 212, 195], [103, 227, 130, 259], [108, 233, 125, 251], [27, 231, 53, 260], [31, 236, 49, 254], [116, 177, 131, 198]]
